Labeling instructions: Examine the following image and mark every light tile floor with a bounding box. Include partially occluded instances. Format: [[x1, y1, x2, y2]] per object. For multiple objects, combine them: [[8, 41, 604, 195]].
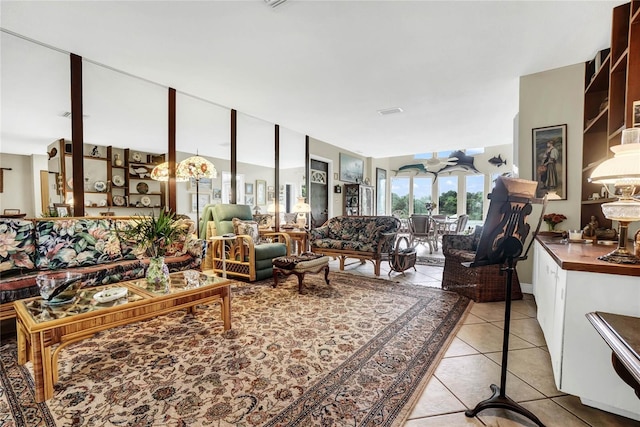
[[325, 244, 640, 427]]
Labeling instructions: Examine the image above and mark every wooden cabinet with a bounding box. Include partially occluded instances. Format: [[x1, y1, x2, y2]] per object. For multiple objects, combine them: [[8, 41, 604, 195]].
[[533, 238, 640, 420], [343, 184, 374, 216], [581, 1, 640, 229]]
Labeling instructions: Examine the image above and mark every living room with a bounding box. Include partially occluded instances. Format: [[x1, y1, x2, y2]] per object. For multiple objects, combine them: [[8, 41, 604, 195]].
[[2, 1, 640, 426]]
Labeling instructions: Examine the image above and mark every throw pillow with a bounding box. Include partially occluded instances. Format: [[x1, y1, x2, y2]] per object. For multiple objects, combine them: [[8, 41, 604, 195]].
[[232, 218, 259, 242]]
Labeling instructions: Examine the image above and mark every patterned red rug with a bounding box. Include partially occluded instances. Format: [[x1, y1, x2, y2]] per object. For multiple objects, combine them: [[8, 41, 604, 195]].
[[0, 271, 470, 426]]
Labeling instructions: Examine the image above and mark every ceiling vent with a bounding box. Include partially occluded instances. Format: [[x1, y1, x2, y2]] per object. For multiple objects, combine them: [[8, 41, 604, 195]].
[[377, 107, 403, 116], [264, 0, 288, 8]]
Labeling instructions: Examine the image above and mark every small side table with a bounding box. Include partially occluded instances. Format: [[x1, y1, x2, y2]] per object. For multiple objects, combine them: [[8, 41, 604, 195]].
[[209, 235, 237, 278], [586, 311, 640, 399]]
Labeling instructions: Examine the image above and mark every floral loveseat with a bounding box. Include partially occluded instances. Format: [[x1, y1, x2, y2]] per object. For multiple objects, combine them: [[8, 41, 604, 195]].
[[310, 216, 400, 276], [0, 216, 202, 320]]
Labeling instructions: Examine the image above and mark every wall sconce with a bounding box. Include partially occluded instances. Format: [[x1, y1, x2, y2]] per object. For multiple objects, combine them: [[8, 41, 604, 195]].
[[334, 185, 342, 193], [589, 128, 640, 264]]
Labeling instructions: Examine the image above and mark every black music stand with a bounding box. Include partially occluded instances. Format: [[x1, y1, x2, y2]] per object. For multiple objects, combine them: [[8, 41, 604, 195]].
[[464, 176, 547, 427]]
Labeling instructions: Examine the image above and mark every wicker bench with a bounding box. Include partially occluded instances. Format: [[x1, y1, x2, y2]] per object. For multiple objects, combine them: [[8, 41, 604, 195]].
[[272, 253, 330, 293]]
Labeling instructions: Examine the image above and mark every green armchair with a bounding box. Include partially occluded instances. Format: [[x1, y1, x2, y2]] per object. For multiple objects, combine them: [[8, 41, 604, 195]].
[[203, 204, 290, 281]]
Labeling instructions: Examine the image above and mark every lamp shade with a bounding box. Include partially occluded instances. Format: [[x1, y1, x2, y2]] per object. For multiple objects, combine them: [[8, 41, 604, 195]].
[[176, 155, 217, 181], [150, 162, 189, 182], [294, 197, 311, 213], [590, 140, 640, 186]]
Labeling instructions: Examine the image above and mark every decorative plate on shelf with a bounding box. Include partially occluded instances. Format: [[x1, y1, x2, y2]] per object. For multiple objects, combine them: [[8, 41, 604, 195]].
[[99, 199, 108, 207], [132, 152, 143, 162], [140, 196, 152, 207], [113, 195, 126, 206], [136, 182, 149, 194], [94, 181, 107, 192], [112, 175, 124, 187]]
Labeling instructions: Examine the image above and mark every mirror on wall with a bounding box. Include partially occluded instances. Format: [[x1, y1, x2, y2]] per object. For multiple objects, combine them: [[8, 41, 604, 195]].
[[81, 60, 167, 215], [237, 113, 275, 216], [279, 127, 306, 226], [1, 32, 71, 215], [176, 92, 230, 219]]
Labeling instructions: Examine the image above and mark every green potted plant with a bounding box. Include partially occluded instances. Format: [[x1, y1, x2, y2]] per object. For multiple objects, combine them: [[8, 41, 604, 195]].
[[117, 209, 189, 291]]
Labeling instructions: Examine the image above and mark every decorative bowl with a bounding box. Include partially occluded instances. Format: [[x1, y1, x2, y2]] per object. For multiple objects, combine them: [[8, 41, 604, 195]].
[[35, 272, 83, 303]]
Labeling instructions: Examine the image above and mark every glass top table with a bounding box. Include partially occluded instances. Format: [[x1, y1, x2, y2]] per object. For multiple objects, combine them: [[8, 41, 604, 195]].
[[15, 270, 231, 402]]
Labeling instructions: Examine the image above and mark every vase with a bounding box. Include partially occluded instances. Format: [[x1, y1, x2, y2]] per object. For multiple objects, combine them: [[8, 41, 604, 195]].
[[146, 256, 170, 292]]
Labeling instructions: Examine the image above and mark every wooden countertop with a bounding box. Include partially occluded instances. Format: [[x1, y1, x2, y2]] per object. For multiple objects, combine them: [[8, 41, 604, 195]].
[[536, 234, 640, 277]]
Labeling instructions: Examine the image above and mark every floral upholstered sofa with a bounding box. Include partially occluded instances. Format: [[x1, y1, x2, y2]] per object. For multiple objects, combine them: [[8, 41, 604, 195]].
[[0, 216, 202, 320], [310, 216, 400, 276]]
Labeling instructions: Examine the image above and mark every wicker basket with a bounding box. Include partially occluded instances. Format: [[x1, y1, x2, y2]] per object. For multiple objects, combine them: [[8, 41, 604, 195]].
[[441, 252, 522, 302]]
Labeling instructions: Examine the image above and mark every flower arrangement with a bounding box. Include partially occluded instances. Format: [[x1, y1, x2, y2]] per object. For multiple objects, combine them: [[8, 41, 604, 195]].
[[543, 213, 567, 231]]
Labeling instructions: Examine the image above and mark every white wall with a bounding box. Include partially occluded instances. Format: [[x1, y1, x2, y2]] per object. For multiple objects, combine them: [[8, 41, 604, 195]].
[[518, 62, 585, 283], [0, 153, 40, 217]]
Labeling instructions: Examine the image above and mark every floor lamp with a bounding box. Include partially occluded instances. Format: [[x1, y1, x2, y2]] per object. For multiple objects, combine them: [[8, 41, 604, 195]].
[[464, 176, 547, 427], [176, 155, 217, 239]]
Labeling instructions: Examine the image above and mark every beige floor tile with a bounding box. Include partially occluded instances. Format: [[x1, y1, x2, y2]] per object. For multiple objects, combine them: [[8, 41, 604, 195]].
[[552, 395, 640, 426], [511, 298, 538, 318], [456, 323, 535, 353], [490, 317, 547, 347], [470, 302, 530, 322], [444, 337, 479, 358], [462, 313, 485, 325], [434, 354, 544, 408], [408, 376, 466, 419], [477, 398, 590, 426], [404, 412, 485, 426], [484, 347, 564, 398]]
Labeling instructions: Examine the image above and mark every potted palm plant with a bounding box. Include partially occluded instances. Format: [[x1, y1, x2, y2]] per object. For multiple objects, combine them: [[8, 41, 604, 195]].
[[118, 209, 189, 291]]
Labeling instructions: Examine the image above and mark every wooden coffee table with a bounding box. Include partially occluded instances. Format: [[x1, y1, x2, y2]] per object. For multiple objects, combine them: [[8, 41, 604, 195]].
[[14, 270, 231, 402]]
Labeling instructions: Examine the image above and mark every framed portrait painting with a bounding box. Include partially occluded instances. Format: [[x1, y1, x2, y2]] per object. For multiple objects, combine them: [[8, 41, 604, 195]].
[[339, 153, 364, 183], [532, 124, 567, 200]]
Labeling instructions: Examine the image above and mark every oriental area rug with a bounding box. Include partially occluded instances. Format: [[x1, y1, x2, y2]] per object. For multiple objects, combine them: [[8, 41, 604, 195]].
[[0, 272, 470, 427]]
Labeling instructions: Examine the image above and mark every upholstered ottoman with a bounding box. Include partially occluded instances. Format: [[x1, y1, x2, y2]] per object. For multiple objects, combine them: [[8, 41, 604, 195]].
[[272, 253, 330, 293]]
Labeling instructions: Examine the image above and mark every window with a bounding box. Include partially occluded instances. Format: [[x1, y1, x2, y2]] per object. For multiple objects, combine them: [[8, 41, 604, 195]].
[[438, 176, 458, 216], [412, 177, 433, 214], [390, 176, 410, 218], [466, 175, 484, 222]]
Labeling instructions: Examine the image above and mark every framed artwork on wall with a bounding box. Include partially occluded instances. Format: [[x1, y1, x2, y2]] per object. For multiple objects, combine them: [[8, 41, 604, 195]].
[[256, 180, 266, 205], [191, 193, 211, 213], [245, 183, 253, 195], [188, 177, 213, 193], [53, 203, 71, 217], [532, 124, 567, 200], [339, 153, 364, 183]]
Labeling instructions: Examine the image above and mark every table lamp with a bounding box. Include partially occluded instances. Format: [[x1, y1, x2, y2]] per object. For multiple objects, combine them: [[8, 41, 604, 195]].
[[294, 197, 311, 229], [589, 128, 640, 264], [267, 201, 285, 228]]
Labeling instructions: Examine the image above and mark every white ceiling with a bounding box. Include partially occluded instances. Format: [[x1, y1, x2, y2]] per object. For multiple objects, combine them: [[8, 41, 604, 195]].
[[0, 0, 622, 161]]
